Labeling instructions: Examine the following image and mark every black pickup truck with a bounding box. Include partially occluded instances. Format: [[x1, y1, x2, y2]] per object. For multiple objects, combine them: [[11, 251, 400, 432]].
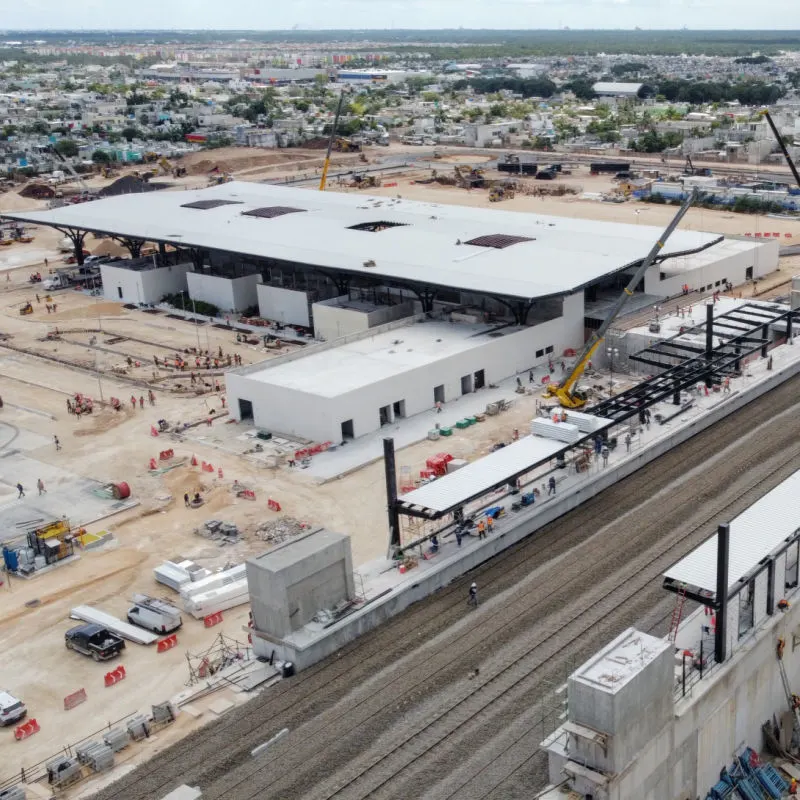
[[65, 624, 125, 662]]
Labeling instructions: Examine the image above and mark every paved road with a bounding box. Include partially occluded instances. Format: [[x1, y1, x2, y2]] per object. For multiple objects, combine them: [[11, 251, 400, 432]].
[[93, 375, 800, 800]]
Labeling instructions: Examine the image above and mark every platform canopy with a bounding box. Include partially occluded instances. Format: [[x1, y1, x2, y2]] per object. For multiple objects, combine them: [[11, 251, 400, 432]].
[[2, 181, 726, 303], [663, 470, 800, 600], [398, 424, 611, 517]]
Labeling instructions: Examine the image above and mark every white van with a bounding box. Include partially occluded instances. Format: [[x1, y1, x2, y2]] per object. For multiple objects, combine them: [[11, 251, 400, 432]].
[[127, 594, 182, 634], [0, 690, 27, 726]]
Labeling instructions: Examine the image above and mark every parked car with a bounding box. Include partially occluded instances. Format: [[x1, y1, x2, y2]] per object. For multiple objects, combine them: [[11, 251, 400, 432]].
[[127, 595, 182, 634], [0, 691, 27, 726], [65, 624, 125, 662]]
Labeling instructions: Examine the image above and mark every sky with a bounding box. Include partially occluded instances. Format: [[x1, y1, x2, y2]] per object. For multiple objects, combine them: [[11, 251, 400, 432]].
[[0, 0, 797, 32]]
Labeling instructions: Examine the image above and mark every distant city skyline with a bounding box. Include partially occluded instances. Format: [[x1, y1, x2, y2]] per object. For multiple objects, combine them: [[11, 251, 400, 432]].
[[1, 1, 798, 34]]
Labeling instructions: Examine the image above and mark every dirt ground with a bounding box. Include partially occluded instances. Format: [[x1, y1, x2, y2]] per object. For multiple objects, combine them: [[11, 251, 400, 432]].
[[0, 144, 796, 783]]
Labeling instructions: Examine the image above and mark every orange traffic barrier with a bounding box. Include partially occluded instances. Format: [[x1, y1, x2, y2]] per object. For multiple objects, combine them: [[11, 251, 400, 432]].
[[104, 665, 127, 687], [63, 688, 87, 711], [191, 454, 198, 466], [157, 633, 178, 653], [203, 611, 224, 628], [14, 719, 40, 740], [268, 498, 282, 512], [238, 489, 256, 500], [159, 448, 174, 461], [150, 425, 159, 437], [202, 462, 214, 473]]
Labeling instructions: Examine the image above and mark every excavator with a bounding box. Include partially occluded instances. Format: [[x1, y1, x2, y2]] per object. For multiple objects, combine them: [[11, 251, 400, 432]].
[[158, 156, 187, 178], [545, 189, 698, 408]]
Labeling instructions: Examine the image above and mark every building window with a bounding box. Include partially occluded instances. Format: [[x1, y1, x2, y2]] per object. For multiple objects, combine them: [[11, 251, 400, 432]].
[[660, 272, 666, 281], [348, 221, 408, 233], [181, 199, 244, 210], [242, 206, 306, 219], [464, 234, 535, 249], [535, 349, 544, 358], [545, 345, 554, 354]]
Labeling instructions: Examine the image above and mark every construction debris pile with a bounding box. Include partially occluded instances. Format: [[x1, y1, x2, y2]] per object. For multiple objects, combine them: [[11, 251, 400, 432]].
[[195, 519, 241, 545], [255, 516, 307, 544]]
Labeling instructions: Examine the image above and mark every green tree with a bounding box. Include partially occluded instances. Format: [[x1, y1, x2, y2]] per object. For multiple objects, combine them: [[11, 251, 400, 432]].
[[54, 138, 78, 157], [91, 150, 111, 163], [121, 126, 140, 142]]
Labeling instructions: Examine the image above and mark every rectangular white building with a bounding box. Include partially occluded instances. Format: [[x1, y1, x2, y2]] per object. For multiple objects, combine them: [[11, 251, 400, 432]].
[[226, 300, 582, 443], [100, 260, 192, 305]]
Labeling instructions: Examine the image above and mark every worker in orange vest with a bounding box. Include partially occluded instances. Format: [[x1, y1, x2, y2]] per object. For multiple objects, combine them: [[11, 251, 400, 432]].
[[477, 519, 486, 540], [487, 515, 494, 535]]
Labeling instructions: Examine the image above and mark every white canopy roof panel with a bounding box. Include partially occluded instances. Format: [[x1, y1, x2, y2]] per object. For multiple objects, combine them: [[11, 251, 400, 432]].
[[400, 425, 611, 514], [663, 470, 800, 597], [2, 181, 726, 302]]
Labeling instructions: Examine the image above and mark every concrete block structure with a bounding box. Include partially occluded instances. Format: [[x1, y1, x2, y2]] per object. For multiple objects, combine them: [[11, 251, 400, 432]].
[[311, 296, 415, 343], [226, 304, 581, 442], [100, 260, 192, 305], [257, 284, 312, 327], [186, 272, 261, 313], [246, 528, 355, 641]]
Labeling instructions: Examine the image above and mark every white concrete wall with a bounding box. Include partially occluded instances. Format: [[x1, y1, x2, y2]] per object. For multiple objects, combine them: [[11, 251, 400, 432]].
[[644, 239, 778, 298], [257, 285, 310, 327], [312, 300, 370, 343], [187, 272, 261, 312], [227, 312, 578, 443], [101, 263, 145, 304], [101, 260, 191, 305]]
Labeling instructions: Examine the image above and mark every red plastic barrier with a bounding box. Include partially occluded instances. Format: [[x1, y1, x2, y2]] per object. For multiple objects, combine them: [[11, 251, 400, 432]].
[[238, 489, 256, 500], [64, 688, 87, 711], [148, 458, 157, 471], [159, 449, 174, 461], [157, 633, 178, 653], [204, 611, 224, 628], [14, 719, 40, 740], [218, 467, 224, 479], [104, 665, 126, 687], [150, 425, 159, 437], [268, 498, 282, 512]]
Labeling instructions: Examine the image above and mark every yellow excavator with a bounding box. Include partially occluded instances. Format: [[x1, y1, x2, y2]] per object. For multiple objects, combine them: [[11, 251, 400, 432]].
[[546, 189, 698, 408]]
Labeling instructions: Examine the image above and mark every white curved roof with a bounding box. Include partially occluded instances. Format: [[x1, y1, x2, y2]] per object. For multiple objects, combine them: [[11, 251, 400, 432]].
[[3, 181, 726, 301]]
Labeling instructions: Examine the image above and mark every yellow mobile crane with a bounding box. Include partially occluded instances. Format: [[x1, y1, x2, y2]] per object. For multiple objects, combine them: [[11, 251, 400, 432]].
[[546, 189, 698, 408], [319, 91, 346, 192]]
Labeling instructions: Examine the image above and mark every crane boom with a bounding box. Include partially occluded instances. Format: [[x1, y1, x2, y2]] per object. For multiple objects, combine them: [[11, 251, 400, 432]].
[[760, 109, 800, 190], [319, 92, 345, 192], [49, 145, 91, 195], [547, 189, 699, 408]]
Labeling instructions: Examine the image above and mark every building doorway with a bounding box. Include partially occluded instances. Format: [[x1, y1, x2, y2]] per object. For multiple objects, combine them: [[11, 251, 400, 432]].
[[474, 369, 485, 390], [238, 399, 253, 420], [379, 405, 392, 426], [117, 286, 123, 299], [393, 400, 406, 418], [341, 419, 354, 439], [745, 266, 754, 280], [460, 374, 474, 395], [433, 385, 445, 405]]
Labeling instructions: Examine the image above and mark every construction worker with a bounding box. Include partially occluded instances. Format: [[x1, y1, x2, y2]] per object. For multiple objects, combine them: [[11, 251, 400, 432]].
[[37, 478, 45, 495], [183, 492, 190, 508], [54, 435, 61, 451], [790, 777, 797, 795], [148, 389, 155, 406], [139, 395, 144, 409], [548, 475, 556, 495], [487, 515, 494, 534], [468, 582, 478, 608], [477, 519, 486, 540], [601, 445, 609, 466], [625, 432, 631, 452], [130, 395, 136, 410], [16, 483, 24, 499]]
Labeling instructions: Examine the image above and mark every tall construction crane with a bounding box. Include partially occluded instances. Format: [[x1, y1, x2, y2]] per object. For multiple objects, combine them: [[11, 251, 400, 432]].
[[760, 109, 800, 190], [546, 189, 699, 408], [319, 91, 346, 192]]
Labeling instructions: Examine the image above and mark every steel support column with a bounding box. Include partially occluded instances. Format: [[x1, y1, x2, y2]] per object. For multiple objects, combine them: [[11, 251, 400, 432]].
[[714, 523, 730, 665], [705, 303, 714, 387], [383, 438, 401, 556], [767, 557, 775, 617], [761, 324, 769, 358]]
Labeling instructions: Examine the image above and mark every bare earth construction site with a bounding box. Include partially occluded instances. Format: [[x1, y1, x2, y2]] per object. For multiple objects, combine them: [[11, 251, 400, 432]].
[[0, 143, 799, 800]]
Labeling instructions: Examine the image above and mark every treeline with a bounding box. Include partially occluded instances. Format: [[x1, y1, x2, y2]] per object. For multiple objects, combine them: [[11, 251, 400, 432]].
[[451, 76, 558, 98], [655, 78, 784, 105]]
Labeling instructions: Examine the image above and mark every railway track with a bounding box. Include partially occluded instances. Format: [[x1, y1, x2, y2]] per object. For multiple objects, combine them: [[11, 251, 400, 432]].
[[92, 374, 800, 800]]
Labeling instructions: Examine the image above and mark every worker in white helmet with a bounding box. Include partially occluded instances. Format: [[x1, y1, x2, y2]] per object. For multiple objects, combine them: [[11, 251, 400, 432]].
[[468, 582, 478, 608]]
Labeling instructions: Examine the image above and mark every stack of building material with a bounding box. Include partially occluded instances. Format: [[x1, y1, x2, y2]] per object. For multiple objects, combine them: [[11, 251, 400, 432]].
[[70, 605, 158, 645], [76, 740, 114, 772], [530, 417, 582, 444], [180, 564, 249, 619], [154, 559, 212, 592], [446, 459, 468, 474], [102, 727, 130, 753], [563, 410, 607, 433]]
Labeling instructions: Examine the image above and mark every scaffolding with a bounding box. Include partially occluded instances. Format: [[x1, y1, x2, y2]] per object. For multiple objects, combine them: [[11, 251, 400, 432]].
[[185, 633, 250, 686]]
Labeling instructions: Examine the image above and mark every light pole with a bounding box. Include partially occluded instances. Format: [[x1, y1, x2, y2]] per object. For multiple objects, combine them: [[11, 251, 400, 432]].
[[607, 347, 619, 395], [191, 296, 201, 352]]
